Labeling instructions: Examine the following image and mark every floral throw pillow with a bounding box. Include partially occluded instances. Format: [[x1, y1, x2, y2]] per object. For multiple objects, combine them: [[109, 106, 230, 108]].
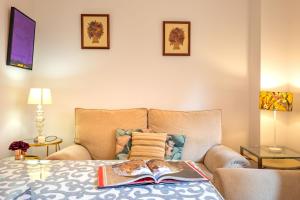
[[115, 128, 142, 160], [165, 134, 186, 160]]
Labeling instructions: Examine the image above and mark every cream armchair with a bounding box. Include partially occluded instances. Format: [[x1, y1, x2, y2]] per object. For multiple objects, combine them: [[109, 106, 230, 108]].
[[214, 168, 300, 200], [47, 108, 249, 179]]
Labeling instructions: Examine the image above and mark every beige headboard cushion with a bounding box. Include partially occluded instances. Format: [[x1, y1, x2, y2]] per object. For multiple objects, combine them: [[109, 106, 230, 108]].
[[75, 108, 147, 160], [148, 109, 222, 162]]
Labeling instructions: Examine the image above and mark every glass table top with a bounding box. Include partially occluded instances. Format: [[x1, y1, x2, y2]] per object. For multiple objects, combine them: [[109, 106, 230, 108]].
[[241, 146, 300, 159], [23, 136, 62, 146]]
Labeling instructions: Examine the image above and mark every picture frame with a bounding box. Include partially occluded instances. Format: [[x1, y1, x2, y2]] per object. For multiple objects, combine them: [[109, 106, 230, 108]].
[[163, 21, 190, 56], [81, 14, 110, 49], [7, 7, 36, 70]]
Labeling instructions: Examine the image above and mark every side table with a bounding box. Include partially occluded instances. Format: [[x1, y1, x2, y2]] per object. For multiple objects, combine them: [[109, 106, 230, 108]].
[[23, 137, 63, 157], [240, 145, 300, 169]]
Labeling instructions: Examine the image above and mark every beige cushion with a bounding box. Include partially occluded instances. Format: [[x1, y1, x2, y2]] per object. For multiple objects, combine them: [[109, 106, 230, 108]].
[[214, 168, 300, 200], [130, 132, 167, 160], [47, 145, 92, 160], [75, 108, 147, 160], [148, 109, 222, 162]]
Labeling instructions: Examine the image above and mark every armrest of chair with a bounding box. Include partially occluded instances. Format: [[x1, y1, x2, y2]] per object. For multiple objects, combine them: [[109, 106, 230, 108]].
[[47, 144, 92, 160], [214, 168, 300, 200], [204, 145, 249, 173]]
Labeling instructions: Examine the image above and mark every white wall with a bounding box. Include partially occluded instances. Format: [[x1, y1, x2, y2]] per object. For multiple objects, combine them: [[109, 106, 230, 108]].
[[261, 0, 300, 151], [286, 0, 300, 152], [2, 0, 298, 158], [248, 0, 261, 147], [0, 0, 256, 158], [0, 0, 34, 158], [28, 0, 250, 154], [260, 0, 290, 147]]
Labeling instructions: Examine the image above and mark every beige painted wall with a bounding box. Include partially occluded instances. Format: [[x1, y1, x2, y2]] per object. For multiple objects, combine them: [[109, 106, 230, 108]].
[[0, 0, 34, 158], [0, 0, 259, 158], [260, 0, 290, 147], [2, 0, 298, 158], [26, 0, 250, 156], [261, 0, 300, 151], [286, 0, 300, 152], [248, 0, 261, 147]]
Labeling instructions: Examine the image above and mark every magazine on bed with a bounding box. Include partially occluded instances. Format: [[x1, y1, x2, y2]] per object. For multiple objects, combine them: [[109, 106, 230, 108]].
[[98, 159, 209, 188]]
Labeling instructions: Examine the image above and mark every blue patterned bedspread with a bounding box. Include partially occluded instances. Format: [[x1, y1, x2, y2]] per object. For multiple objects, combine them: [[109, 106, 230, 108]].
[[0, 160, 223, 200]]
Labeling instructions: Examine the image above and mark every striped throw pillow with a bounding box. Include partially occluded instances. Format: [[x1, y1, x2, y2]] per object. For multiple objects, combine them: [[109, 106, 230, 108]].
[[129, 132, 167, 160]]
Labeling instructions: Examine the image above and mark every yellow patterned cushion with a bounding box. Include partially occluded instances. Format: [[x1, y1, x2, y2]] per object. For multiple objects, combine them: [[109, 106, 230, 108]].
[[129, 132, 167, 160]]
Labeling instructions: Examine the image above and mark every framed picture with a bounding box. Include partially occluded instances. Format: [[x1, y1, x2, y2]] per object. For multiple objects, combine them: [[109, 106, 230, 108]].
[[163, 21, 190, 56], [7, 7, 36, 70], [81, 14, 110, 49]]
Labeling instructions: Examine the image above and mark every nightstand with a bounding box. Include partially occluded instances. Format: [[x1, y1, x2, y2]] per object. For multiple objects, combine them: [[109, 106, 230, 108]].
[[23, 137, 63, 157], [240, 145, 300, 169]]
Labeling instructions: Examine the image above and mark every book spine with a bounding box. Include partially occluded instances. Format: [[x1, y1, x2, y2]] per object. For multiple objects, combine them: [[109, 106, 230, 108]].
[[98, 167, 105, 187]]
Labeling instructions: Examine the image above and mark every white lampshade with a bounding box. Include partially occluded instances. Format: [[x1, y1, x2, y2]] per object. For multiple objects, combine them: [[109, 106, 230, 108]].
[[28, 88, 41, 104], [28, 88, 52, 105], [42, 88, 52, 104]]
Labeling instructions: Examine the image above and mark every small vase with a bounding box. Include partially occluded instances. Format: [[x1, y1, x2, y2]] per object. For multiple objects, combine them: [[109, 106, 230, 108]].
[[15, 149, 25, 160]]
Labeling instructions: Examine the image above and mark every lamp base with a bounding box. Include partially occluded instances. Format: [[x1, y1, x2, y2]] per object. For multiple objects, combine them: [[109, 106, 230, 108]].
[[38, 136, 46, 143], [33, 136, 46, 144], [268, 146, 283, 153]]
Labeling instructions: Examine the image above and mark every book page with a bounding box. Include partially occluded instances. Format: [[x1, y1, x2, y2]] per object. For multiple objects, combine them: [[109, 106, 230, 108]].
[[112, 160, 152, 176], [146, 159, 183, 180], [100, 160, 155, 187], [102, 166, 153, 187], [157, 161, 208, 182]]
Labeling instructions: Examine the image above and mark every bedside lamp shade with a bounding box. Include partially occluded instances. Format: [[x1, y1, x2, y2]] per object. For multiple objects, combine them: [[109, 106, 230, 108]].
[[259, 91, 293, 153], [28, 88, 52, 105], [259, 91, 293, 112]]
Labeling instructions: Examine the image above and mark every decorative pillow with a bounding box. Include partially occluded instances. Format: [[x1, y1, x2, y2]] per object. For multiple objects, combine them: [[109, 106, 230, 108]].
[[115, 128, 142, 160], [129, 132, 167, 160], [165, 134, 186, 160], [116, 129, 186, 160]]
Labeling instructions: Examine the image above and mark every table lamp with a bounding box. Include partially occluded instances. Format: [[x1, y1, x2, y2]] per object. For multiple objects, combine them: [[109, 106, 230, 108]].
[[259, 91, 293, 153], [28, 88, 52, 143]]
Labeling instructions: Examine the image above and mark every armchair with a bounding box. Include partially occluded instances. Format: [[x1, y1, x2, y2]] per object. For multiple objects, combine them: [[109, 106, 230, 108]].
[[214, 168, 300, 200]]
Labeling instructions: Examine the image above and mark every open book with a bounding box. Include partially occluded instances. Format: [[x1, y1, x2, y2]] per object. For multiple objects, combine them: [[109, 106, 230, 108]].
[[98, 159, 208, 188]]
